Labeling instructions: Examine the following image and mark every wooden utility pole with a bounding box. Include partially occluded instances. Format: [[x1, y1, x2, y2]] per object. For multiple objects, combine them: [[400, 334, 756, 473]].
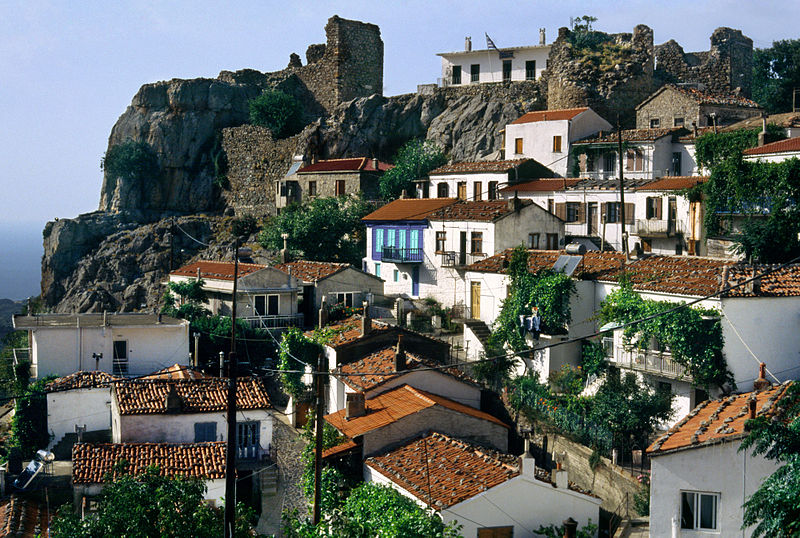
[[224, 238, 240, 538], [312, 352, 327, 525], [617, 119, 630, 261]]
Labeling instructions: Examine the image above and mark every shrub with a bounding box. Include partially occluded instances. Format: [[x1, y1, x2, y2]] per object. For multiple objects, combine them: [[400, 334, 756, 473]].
[[101, 141, 160, 184], [231, 215, 260, 238], [249, 89, 303, 138]]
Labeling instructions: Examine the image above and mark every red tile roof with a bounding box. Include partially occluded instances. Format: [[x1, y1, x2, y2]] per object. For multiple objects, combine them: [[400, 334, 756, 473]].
[[725, 112, 800, 131], [362, 198, 457, 222], [635, 176, 708, 191], [499, 178, 582, 193], [574, 128, 682, 144], [678, 126, 715, 142], [304, 316, 391, 348], [274, 260, 349, 282], [428, 200, 534, 222], [0, 496, 51, 538], [510, 108, 589, 124], [297, 157, 393, 173], [141, 364, 209, 380], [743, 136, 800, 156], [366, 432, 520, 509], [429, 159, 531, 175], [72, 442, 226, 484], [46, 371, 120, 392], [324, 385, 508, 439], [114, 378, 271, 415], [170, 260, 266, 281], [648, 383, 793, 455], [723, 264, 800, 297], [322, 438, 359, 459]]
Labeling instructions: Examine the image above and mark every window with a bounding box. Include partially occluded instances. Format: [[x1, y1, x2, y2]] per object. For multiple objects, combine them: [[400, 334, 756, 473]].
[[658, 381, 672, 394], [502, 60, 512, 81], [606, 202, 620, 223], [671, 152, 682, 176], [255, 295, 266, 316], [566, 202, 580, 223], [646, 197, 662, 219], [552, 135, 562, 153], [457, 182, 467, 200], [681, 491, 719, 531], [254, 294, 279, 316], [436, 231, 446, 253], [626, 149, 644, 171], [335, 179, 346, 196], [528, 233, 540, 249], [393, 269, 399, 282], [112, 340, 128, 376], [603, 152, 617, 174], [268, 295, 279, 315], [649, 118, 660, 128], [473, 181, 482, 201], [488, 181, 498, 200], [674, 117, 685, 127], [194, 422, 217, 443], [525, 60, 536, 80], [336, 292, 354, 307], [471, 232, 483, 254], [546, 233, 559, 250], [514, 138, 523, 154], [374, 262, 381, 278], [237, 421, 260, 460], [308, 180, 317, 197], [478, 526, 513, 538], [586, 153, 596, 172], [451, 65, 461, 85], [437, 183, 449, 198], [547, 199, 554, 214], [470, 64, 480, 83], [375, 228, 384, 254]]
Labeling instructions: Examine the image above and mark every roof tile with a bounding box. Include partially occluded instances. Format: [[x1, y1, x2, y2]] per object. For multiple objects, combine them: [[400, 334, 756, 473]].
[[429, 159, 531, 175], [46, 371, 120, 392], [510, 108, 589, 124], [141, 364, 209, 380], [743, 137, 800, 156], [0, 496, 51, 538], [274, 260, 349, 282], [170, 260, 267, 281], [428, 200, 533, 222], [634, 176, 708, 191], [362, 199, 457, 222], [499, 178, 582, 193], [297, 157, 392, 173], [574, 128, 683, 144]]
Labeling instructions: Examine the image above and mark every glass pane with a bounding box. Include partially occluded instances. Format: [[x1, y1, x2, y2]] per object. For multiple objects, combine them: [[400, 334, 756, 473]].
[[255, 295, 266, 316], [700, 494, 716, 529], [681, 492, 695, 529], [268, 295, 279, 315]]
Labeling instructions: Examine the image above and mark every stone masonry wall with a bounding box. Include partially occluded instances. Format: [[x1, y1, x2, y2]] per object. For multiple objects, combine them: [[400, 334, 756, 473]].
[[293, 171, 380, 201], [635, 89, 701, 129]]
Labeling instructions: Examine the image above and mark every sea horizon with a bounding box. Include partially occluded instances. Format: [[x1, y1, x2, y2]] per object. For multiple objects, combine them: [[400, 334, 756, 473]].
[[0, 220, 45, 301]]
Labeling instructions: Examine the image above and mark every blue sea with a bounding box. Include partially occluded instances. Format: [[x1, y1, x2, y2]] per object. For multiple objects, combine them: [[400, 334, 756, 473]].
[[0, 221, 44, 300]]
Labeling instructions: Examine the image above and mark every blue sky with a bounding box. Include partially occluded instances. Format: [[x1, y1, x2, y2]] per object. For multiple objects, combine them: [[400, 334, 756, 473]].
[[1, 0, 799, 227]]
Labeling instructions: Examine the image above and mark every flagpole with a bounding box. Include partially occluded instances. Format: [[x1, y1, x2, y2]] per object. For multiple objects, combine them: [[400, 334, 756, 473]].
[[485, 33, 495, 83]]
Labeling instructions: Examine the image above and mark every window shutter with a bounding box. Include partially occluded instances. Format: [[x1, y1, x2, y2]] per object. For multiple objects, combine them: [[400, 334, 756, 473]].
[[601, 203, 607, 222], [577, 203, 586, 224], [625, 203, 635, 224], [655, 197, 663, 219], [555, 203, 566, 220]]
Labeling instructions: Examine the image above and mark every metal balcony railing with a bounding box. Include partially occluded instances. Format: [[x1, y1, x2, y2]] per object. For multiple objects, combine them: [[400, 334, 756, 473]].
[[635, 219, 682, 237], [610, 346, 691, 382], [381, 247, 423, 263], [440, 251, 487, 268], [242, 313, 305, 329]]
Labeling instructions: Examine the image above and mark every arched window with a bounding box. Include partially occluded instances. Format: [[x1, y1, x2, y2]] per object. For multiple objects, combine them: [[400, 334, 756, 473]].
[[437, 183, 449, 198]]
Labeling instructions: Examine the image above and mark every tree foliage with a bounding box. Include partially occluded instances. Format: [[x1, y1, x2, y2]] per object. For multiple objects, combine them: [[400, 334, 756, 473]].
[[567, 15, 610, 50], [278, 327, 321, 401], [9, 377, 55, 457], [752, 39, 800, 114], [258, 196, 372, 266], [534, 519, 597, 538], [101, 140, 160, 185], [50, 466, 258, 537], [249, 89, 303, 138], [739, 382, 800, 537], [379, 139, 447, 200], [162, 278, 211, 323]]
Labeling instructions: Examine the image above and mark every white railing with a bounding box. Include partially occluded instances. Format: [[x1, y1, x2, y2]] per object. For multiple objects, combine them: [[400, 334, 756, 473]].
[[242, 313, 304, 330], [635, 219, 683, 237], [611, 346, 691, 382]]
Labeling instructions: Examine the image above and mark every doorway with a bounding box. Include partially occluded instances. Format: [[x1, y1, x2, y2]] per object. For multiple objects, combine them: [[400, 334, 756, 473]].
[[459, 232, 467, 265], [587, 202, 598, 235], [470, 281, 481, 319], [411, 266, 420, 297]]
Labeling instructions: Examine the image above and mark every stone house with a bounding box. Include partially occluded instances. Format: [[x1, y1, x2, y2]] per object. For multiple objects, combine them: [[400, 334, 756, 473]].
[[504, 108, 613, 177], [416, 159, 554, 200], [647, 381, 791, 537], [635, 84, 763, 131], [743, 136, 800, 164], [276, 157, 391, 210], [12, 313, 190, 379], [365, 432, 601, 537], [72, 442, 227, 509]]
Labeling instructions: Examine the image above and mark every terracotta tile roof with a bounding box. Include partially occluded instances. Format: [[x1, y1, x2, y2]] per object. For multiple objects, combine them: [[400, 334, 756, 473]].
[[574, 128, 683, 144], [297, 157, 392, 173], [114, 377, 271, 415], [723, 264, 800, 297], [305, 316, 391, 348], [336, 345, 478, 392], [141, 364, 209, 380], [635, 176, 708, 191], [428, 200, 533, 222], [429, 159, 530, 175], [510, 108, 589, 124], [665, 85, 762, 109], [72, 442, 226, 484], [362, 198, 457, 222], [648, 382, 793, 455], [725, 112, 800, 131], [0, 496, 51, 538], [743, 136, 800, 156], [324, 384, 508, 439], [465, 249, 621, 279], [567, 176, 657, 190], [46, 371, 120, 392], [366, 432, 520, 509], [274, 260, 349, 282], [322, 438, 359, 459], [678, 126, 715, 142], [170, 260, 267, 281], [499, 178, 582, 193]]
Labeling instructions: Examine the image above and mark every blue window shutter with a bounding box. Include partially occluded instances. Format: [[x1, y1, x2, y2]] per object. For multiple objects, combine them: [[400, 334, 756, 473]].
[[375, 263, 381, 278], [399, 229, 406, 249], [376, 228, 384, 253], [387, 229, 396, 247]]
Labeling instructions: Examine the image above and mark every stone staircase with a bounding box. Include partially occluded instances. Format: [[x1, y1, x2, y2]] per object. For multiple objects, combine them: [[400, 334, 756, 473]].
[[51, 430, 111, 460], [260, 465, 278, 496], [463, 319, 491, 347]]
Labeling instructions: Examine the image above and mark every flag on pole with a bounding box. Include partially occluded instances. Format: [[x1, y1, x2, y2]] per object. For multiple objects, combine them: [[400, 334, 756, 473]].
[[485, 33, 498, 51]]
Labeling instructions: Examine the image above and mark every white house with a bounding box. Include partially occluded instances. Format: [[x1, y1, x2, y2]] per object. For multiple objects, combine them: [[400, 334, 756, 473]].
[[111, 377, 273, 462], [12, 313, 190, 379], [364, 431, 601, 537], [417, 159, 555, 200], [437, 33, 550, 86], [743, 136, 800, 164], [72, 442, 227, 508], [647, 381, 791, 537], [169, 260, 302, 329], [504, 108, 613, 177]]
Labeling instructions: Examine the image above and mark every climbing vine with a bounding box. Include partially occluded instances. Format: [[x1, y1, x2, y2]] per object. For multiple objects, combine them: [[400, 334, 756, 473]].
[[598, 280, 732, 390], [278, 327, 322, 401]]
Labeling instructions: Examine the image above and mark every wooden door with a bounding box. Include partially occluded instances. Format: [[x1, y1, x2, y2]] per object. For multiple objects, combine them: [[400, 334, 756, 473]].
[[470, 281, 481, 319]]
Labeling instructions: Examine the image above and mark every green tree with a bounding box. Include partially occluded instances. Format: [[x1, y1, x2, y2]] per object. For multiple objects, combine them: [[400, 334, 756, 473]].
[[50, 466, 258, 537], [101, 141, 160, 185], [379, 139, 447, 200], [249, 89, 303, 138], [739, 382, 800, 537], [258, 195, 372, 266], [9, 377, 55, 457], [161, 278, 211, 323], [752, 39, 800, 114], [278, 327, 321, 401]]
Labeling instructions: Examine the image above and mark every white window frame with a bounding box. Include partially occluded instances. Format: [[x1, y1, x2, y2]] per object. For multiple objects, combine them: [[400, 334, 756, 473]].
[[335, 292, 355, 308], [680, 491, 719, 531]]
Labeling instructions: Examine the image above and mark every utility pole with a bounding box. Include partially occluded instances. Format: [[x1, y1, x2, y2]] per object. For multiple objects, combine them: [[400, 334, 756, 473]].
[[312, 352, 327, 525], [224, 237, 240, 538], [617, 118, 629, 261]]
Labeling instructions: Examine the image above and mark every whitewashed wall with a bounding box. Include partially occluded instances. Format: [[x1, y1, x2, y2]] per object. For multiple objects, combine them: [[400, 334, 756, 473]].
[[47, 387, 113, 448], [439, 47, 550, 85]]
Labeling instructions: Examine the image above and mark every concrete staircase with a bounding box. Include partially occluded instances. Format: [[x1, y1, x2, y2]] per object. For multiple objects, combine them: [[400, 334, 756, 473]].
[[463, 319, 491, 347], [51, 430, 111, 460], [260, 465, 278, 496]]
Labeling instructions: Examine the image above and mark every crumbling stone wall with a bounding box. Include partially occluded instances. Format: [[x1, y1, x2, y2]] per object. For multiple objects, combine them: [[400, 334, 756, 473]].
[[655, 27, 753, 97]]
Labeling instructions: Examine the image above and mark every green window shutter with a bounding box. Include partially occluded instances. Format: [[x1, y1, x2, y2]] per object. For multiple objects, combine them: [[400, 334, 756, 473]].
[[376, 228, 384, 252]]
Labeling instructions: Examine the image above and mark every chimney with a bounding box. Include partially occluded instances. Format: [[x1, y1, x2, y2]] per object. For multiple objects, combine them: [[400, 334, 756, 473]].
[[752, 268, 761, 295], [521, 454, 536, 477], [692, 121, 698, 138], [372, 158, 379, 171], [748, 398, 757, 420], [361, 301, 372, 337], [280, 233, 290, 264], [103, 310, 108, 327], [552, 462, 568, 489], [465, 36, 472, 52], [400, 189, 408, 199], [562, 518, 578, 538], [758, 113, 768, 147], [318, 298, 328, 329], [196, 267, 201, 280], [345, 392, 366, 420], [539, 28, 546, 46], [165, 383, 183, 414], [753, 362, 771, 391], [508, 191, 523, 213], [394, 335, 406, 371]]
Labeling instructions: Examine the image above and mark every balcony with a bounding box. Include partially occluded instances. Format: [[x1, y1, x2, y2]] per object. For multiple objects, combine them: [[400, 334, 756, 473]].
[[242, 313, 305, 329], [610, 344, 692, 382], [381, 247, 423, 263], [440, 251, 487, 268], [635, 219, 682, 238]]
